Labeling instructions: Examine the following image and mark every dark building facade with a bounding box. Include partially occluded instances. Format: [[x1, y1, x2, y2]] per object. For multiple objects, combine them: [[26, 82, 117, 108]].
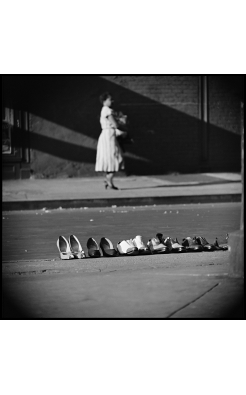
[[2, 75, 243, 179]]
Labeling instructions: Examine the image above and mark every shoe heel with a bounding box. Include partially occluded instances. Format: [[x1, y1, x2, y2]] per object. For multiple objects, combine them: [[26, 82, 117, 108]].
[[101, 249, 107, 257], [88, 250, 101, 258], [73, 251, 86, 259], [126, 247, 138, 255], [100, 245, 109, 257], [59, 252, 74, 260]]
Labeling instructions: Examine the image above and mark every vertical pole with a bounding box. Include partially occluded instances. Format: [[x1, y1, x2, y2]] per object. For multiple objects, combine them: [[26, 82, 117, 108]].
[[200, 76, 209, 169], [198, 76, 202, 120], [202, 76, 208, 123], [240, 101, 244, 231], [228, 100, 244, 277]]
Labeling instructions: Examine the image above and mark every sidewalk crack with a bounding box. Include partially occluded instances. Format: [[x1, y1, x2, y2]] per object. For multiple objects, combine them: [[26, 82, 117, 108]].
[[166, 283, 220, 318]]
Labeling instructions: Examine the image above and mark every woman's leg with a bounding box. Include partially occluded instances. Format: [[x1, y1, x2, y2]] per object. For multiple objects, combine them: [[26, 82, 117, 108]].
[[106, 172, 118, 189], [106, 172, 114, 186]]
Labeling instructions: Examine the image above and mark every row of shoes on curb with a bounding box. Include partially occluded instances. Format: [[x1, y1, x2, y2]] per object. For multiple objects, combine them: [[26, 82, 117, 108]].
[[57, 234, 228, 260]]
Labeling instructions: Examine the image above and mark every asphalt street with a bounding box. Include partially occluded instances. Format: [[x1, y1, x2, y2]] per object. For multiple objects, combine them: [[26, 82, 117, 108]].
[[2, 202, 240, 261]]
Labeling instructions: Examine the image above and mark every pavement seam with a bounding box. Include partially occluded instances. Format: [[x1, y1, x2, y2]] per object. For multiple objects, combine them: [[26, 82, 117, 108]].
[[5, 269, 61, 276], [2, 259, 58, 263], [2, 193, 242, 211], [166, 283, 220, 318]]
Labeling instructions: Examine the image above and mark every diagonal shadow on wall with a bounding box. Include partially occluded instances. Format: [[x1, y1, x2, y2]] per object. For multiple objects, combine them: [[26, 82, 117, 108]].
[[2, 75, 242, 176]]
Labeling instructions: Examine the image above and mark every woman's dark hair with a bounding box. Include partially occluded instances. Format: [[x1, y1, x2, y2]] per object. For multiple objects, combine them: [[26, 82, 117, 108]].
[[99, 92, 112, 104]]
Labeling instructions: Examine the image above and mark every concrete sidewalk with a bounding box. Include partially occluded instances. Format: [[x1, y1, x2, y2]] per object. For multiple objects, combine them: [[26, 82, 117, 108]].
[[2, 251, 244, 318], [2, 172, 242, 210]]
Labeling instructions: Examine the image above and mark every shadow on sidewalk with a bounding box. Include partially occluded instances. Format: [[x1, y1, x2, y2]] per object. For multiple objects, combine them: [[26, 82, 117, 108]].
[[120, 180, 241, 191], [2, 288, 244, 319]]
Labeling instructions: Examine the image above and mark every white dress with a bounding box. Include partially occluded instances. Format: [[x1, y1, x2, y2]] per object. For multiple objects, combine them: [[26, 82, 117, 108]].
[[95, 105, 125, 172]]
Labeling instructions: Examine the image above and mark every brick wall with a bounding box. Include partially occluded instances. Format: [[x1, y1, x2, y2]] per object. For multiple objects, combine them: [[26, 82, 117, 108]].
[[101, 75, 201, 175], [2, 75, 242, 178], [102, 75, 199, 116]]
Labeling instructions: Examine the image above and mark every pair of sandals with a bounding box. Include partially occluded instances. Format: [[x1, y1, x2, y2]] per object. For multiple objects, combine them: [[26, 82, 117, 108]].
[[57, 235, 86, 260], [182, 235, 228, 252], [57, 236, 119, 260], [117, 236, 150, 255]]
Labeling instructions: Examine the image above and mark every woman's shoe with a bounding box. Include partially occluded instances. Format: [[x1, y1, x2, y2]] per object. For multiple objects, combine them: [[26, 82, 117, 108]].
[[156, 233, 173, 252], [100, 237, 119, 257], [87, 237, 101, 258], [57, 236, 75, 260], [132, 235, 151, 254], [69, 235, 86, 258], [213, 237, 229, 251], [147, 237, 169, 254], [195, 236, 216, 251], [169, 237, 186, 253], [105, 183, 119, 190], [182, 237, 203, 252], [117, 240, 138, 255]]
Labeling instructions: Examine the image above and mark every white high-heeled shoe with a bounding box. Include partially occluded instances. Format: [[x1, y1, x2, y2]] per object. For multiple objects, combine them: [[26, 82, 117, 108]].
[[132, 235, 151, 254], [117, 240, 138, 255], [57, 236, 75, 260], [69, 235, 86, 258]]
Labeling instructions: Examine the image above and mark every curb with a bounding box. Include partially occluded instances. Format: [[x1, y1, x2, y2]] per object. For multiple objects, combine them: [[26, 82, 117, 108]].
[[2, 194, 242, 211]]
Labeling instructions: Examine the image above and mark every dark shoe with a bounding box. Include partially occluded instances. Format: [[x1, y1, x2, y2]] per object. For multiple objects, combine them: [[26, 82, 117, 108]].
[[100, 237, 119, 257], [87, 237, 101, 258], [156, 233, 172, 252], [182, 237, 203, 252], [213, 237, 229, 251], [106, 184, 119, 190], [104, 180, 119, 190], [195, 236, 216, 251]]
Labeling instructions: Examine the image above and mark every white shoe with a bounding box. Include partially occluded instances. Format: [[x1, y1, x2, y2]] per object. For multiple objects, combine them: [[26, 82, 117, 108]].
[[170, 237, 186, 252], [69, 235, 86, 259], [57, 236, 75, 260], [147, 237, 168, 254], [132, 235, 150, 254], [117, 240, 138, 255]]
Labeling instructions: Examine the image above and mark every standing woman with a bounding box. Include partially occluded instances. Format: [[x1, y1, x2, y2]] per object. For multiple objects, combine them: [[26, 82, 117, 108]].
[[95, 92, 126, 189]]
